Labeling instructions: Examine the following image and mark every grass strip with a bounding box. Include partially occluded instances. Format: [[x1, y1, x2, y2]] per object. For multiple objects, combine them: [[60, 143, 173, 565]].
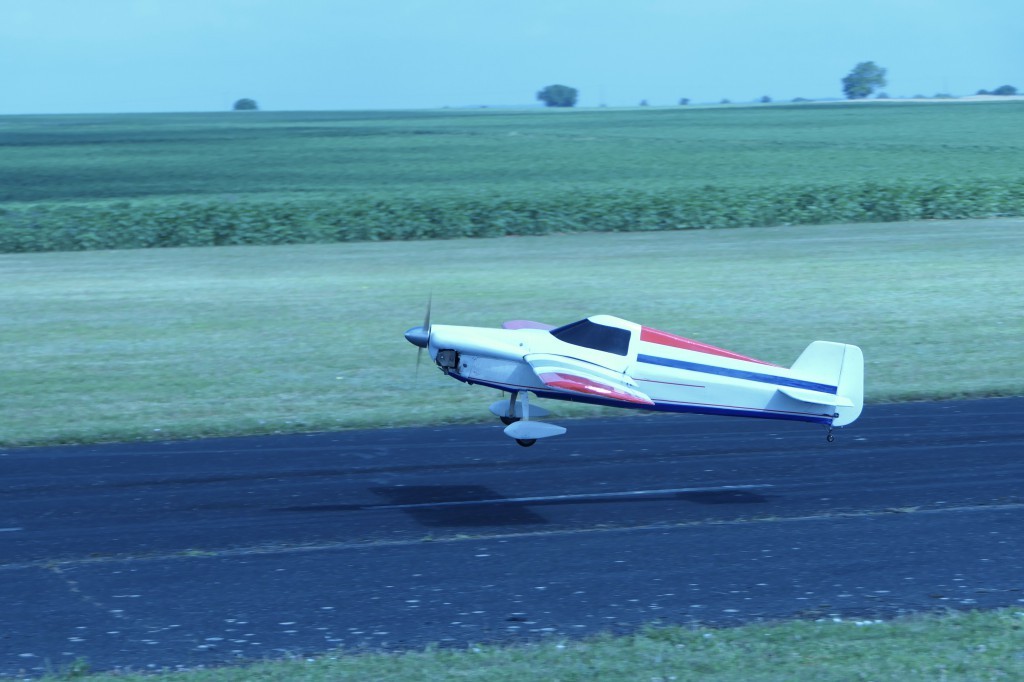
[[39, 609, 1024, 681]]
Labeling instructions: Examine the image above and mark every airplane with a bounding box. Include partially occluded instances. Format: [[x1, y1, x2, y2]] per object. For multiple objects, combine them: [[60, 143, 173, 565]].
[[404, 309, 863, 447]]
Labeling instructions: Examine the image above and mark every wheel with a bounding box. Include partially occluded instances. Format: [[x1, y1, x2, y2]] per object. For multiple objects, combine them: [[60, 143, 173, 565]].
[[826, 432, 835, 443], [515, 438, 537, 448], [500, 416, 520, 426]]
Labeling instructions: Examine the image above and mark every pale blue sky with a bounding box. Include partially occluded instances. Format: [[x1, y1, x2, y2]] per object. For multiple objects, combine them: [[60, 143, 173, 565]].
[[1, 0, 1020, 114]]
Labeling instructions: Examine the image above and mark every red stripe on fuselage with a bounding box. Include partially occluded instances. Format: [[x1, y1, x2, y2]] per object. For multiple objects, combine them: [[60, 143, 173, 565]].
[[538, 372, 652, 405], [639, 327, 778, 366]]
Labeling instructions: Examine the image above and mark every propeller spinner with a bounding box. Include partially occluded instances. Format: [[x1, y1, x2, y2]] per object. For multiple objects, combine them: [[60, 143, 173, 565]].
[[404, 297, 432, 372]]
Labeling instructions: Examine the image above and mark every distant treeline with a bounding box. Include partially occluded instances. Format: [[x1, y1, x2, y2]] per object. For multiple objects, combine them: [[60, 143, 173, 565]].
[[3, 180, 1022, 253]]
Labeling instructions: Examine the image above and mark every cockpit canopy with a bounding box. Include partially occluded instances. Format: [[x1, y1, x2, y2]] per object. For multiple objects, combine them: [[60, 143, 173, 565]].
[[549, 318, 631, 356]]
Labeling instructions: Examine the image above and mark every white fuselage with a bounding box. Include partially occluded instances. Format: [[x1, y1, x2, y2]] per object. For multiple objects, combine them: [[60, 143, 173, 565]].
[[425, 315, 861, 427]]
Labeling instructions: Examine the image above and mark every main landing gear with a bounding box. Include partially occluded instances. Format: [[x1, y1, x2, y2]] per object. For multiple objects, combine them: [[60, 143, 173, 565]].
[[489, 391, 564, 447]]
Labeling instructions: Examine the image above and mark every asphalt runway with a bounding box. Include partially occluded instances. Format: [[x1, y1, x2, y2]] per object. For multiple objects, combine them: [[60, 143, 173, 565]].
[[2, 397, 1022, 676]]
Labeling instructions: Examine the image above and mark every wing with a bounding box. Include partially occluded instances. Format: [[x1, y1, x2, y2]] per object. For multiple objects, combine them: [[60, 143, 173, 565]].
[[525, 353, 654, 406], [503, 320, 556, 331]]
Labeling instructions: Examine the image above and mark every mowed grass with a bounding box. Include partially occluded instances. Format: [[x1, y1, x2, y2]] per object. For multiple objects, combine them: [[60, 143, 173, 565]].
[[41, 609, 1024, 682], [3, 218, 1022, 447]]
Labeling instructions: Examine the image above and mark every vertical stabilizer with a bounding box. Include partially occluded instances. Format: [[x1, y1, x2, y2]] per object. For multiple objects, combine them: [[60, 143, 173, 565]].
[[790, 341, 864, 427]]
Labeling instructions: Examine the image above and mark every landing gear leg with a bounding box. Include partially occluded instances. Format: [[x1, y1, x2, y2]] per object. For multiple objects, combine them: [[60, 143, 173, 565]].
[[499, 391, 520, 426], [826, 426, 835, 443], [514, 392, 535, 448]]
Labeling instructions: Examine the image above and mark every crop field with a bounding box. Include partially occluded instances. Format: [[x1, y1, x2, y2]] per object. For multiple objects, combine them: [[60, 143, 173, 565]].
[[2, 101, 1023, 251]]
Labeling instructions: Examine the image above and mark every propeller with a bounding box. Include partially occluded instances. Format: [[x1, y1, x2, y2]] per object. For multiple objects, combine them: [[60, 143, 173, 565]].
[[404, 296, 432, 374]]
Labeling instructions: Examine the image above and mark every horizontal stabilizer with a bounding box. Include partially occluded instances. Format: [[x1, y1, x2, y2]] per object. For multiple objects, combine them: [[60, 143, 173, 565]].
[[504, 421, 567, 441], [778, 386, 854, 408], [488, 399, 551, 420]]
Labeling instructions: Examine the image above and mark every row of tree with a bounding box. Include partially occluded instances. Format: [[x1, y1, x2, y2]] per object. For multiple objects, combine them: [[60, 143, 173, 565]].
[[535, 63, 892, 108], [833, 63, 1016, 100], [232, 65, 1017, 111], [536, 63, 1018, 108], [977, 85, 1018, 96]]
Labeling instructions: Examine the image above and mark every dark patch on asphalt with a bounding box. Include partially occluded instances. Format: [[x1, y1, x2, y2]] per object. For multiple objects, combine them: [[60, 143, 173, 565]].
[[280, 485, 552, 527], [274, 484, 773, 526]]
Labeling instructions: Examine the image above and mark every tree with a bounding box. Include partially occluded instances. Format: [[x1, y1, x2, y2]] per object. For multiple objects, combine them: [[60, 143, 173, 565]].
[[678, 97, 690, 106], [841, 61, 887, 99], [536, 84, 578, 108], [233, 98, 259, 111], [759, 95, 772, 103], [992, 84, 1018, 96]]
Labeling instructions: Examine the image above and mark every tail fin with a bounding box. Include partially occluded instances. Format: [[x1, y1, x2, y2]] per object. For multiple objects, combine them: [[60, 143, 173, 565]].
[[790, 341, 864, 427]]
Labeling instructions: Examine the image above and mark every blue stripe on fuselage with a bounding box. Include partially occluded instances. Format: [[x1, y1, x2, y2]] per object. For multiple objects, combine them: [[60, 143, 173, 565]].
[[636, 354, 837, 394], [448, 372, 832, 425]]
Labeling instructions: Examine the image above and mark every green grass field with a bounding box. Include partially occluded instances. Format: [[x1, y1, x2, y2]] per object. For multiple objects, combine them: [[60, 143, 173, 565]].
[[4, 102, 1023, 203], [3, 102, 1023, 251], [3, 218, 1022, 447]]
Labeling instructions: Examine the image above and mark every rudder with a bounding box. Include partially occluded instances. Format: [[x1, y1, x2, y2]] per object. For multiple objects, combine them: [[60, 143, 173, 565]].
[[833, 344, 863, 426]]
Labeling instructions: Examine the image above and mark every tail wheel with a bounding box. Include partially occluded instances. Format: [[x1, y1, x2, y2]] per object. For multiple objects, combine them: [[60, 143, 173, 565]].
[[515, 439, 536, 448]]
